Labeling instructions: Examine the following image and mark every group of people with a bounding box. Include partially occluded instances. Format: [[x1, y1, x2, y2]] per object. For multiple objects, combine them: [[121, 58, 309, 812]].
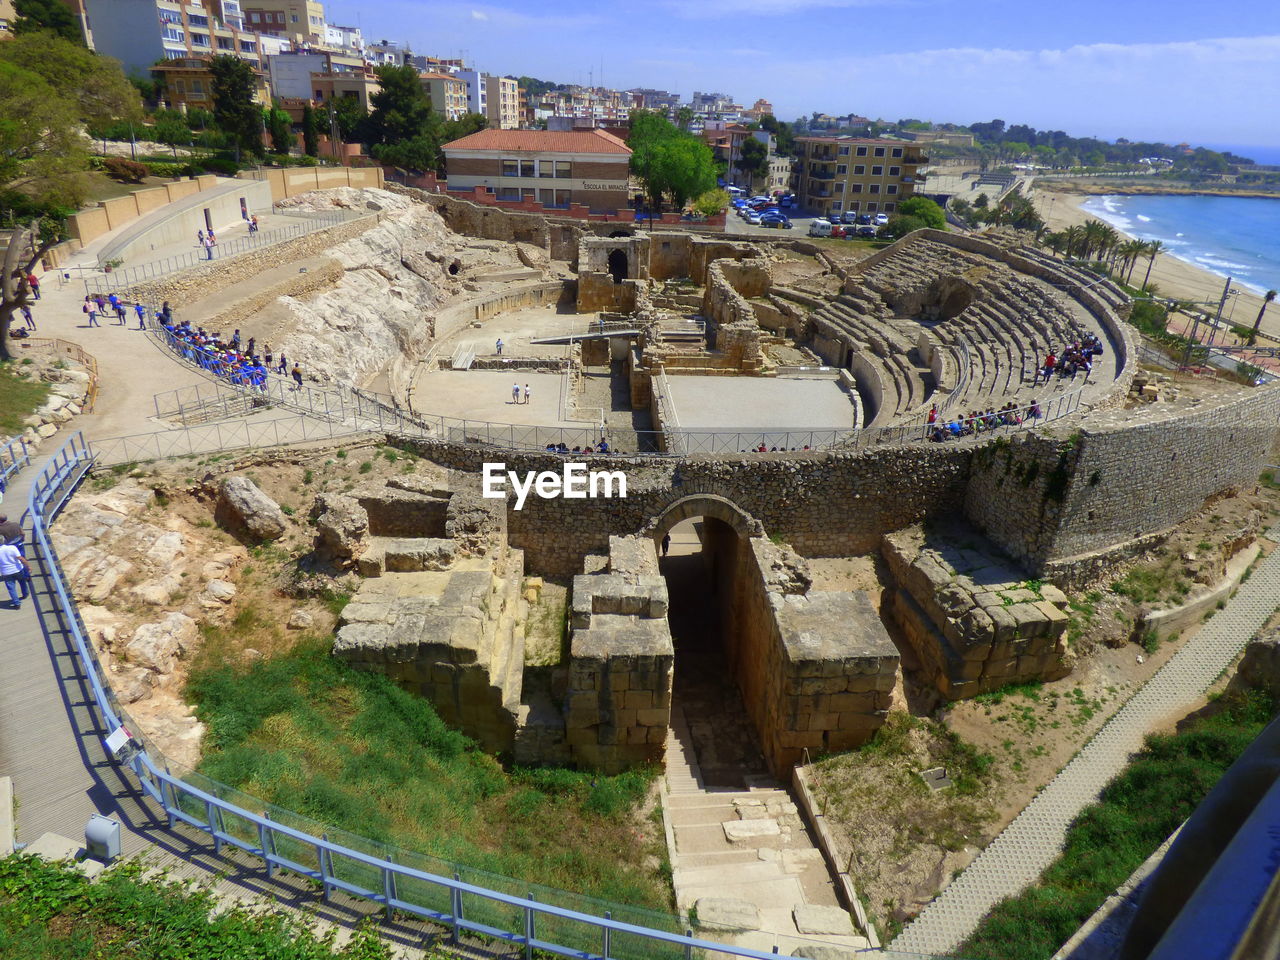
[[1034, 335, 1104, 384], [81, 293, 150, 330], [543, 438, 611, 454], [511, 382, 532, 404], [0, 512, 31, 611], [928, 399, 1042, 442], [160, 319, 304, 392], [197, 229, 218, 261]]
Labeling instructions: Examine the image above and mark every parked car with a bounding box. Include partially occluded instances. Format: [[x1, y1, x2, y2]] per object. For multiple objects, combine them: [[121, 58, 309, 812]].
[[841, 211, 860, 224], [744, 211, 763, 225], [874, 213, 890, 226], [759, 216, 792, 229], [856, 214, 873, 225], [808, 219, 834, 237], [857, 224, 878, 237]]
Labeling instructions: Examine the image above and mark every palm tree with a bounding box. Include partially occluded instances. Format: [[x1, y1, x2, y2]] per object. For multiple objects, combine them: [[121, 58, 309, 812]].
[[1121, 240, 1147, 284], [1063, 225, 1085, 258], [1045, 232, 1066, 256], [1250, 289, 1278, 345], [1140, 239, 1164, 290]]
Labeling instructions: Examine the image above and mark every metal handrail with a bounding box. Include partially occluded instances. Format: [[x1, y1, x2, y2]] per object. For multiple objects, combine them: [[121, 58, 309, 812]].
[[27, 430, 832, 960], [1, 434, 30, 486]]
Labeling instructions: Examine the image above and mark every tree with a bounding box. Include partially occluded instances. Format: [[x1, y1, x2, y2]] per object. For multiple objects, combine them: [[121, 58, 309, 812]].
[[150, 110, 192, 158], [12, 0, 82, 44], [883, 214, 928, 240], [0, 32, 142, 131], [692, 189, 729, 218], [735, 137, 768, 190], [1250, 290, 1277, 346], [363, 64, 436, 147], [0, 61, 87, 211], [627, 110, 717, 210], [1140, 239, 1163, 290], [897, 196, 946, 230], [675, 106, 693, 131], [317, 97, 364, 142], [209, 55, 265, 160], [265, 99, 293, 154], [374, 134, 440, 172], [301, 103, 319, 157]]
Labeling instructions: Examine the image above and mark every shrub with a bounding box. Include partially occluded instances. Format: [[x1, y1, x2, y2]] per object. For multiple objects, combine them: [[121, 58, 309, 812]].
[[192, 156, 241, 176], [102, 156, 149, 183]]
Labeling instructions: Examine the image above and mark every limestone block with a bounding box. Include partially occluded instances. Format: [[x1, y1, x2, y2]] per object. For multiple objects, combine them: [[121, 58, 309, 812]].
[[695, 897, 761, 933], [637, 707, 668, 726], [203, 579, 236, 603], [1035, 600, 1069, 635], [216, 476, 287, 542], [1007, 602, 1048, 638], [625, 690, 653, 710], [332, 622, 391, 656], [793, 904, 854, 936], [723, 819, 781, 843], [792, 944, 863, 960], [986, 604, 1018, 644], [340, 601, 390, 626], [145, 532, 186, 566], [1039, 584, 1069, 605], [125, 612, 197, 673], [287, 610, 315, 630]]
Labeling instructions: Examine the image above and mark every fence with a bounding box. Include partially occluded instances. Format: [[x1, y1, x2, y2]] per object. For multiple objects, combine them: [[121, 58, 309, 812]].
[[83, 210, 362, 295], [91, 414, 368, 467], [1, 434, 29, 487], [26, 429, 886, 960], [16, 337, 100, 413]]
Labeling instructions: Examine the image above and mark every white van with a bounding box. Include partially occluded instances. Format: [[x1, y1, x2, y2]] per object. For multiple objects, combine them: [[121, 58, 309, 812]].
[[808, 219, 834, 238], [726, 186, 745, 197]]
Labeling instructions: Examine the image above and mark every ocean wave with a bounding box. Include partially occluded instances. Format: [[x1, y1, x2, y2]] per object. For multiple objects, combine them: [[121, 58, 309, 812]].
[[1194, 255, 1253, 271]]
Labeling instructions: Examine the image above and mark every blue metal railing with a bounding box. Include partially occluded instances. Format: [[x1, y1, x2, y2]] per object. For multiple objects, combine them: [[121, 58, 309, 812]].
[[25, 430, 837, 960], [1, 434, 31, 488]]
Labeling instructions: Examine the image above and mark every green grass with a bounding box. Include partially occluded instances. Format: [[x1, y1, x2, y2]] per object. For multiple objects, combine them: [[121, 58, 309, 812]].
[[959, 687, 1278, 960], [0, 361, 50, 436], [186, 632, 673, 921], [1111, 556, 1192, 606], [0, 854, 409, 959]]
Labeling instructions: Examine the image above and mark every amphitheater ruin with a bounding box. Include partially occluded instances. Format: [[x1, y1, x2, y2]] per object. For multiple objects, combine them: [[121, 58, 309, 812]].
[[108, 183, 1280, 783], [37, 176, 1279, 955]]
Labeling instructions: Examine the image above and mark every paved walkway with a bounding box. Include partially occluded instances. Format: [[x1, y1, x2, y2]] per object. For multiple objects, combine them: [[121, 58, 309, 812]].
[[892, 527, 1280, 956]]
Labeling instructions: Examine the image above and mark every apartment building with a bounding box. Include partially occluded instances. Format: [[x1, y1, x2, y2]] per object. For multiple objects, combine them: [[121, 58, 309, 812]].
[[323, 22, 361, 52], [364, 39, 410, 66], [767, 154, 793, 194], [420, 71, 467, 120], [0, 0, 13, 34], [794, 137, 927, 218], [485, 74, 520, 129], [744, 98, 774, 121], [242, 0, 324, 45], [268, 48, 363, 98], [442, 128, 631, 213], [84, 0, 273, 76], [153, 55, 270, 109], [455, 68, 487, 118]]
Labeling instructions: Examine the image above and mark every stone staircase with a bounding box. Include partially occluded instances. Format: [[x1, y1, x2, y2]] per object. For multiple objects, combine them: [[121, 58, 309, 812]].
[[662, 707, 870, 956]]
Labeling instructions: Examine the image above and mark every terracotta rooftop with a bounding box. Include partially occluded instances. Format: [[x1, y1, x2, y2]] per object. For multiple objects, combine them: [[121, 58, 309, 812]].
[[442, 128, 631, 155]]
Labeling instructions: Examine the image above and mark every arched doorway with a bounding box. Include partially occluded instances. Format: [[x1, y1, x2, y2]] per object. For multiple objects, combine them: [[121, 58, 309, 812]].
[[647, 496, 768, 786], [607, 248, 629, 284]]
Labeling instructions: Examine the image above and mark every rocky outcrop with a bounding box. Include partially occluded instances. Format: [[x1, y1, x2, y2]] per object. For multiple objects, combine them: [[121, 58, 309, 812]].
[[312, 493, 368, 561], [124, 612, 198, 673], [216, 476, 287, 542]]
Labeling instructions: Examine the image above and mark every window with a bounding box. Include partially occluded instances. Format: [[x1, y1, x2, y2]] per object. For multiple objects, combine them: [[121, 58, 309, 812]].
[[855, 146, 867, 156], [191, 32, 209, 46], [217, 36, 233, 49], [889, 166, 900, 176], [498, 187, 521, 200], [871, 165, 882, 176], [162, 26, 184, 42], [838, 146, 849, 155], [555, 160, 571, 177], [239, 40, 255, 52], [850, 183, 863, 193], [555, 189, 571, 206], [884, 202, 896, 212], [159, 9, 181, 23], [502, 159, 518, 177], [867, 202, 878, 211], [847, 201, 860, 212], [539, 161, 554, 178], [887, 185, 898, 195], [539, 188, 554, 204], [187, 14, 207, 25], [836, 164, 846, 174], [519, 160, 534, 177], [290, 13, 299, 22], [853, 165, 865, 175], [870, 184, 880, 194], [190, 80, 203, 95], [873, 147, 885, 157], [834, 182, 843, 192], [891, 148, 903, 158], [832, 200, 842, 211]]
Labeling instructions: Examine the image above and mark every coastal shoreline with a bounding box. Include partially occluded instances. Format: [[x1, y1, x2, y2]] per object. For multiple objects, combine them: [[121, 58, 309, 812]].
[[1030, 187, 1273, 337], [1035, 181, 1280, 202]]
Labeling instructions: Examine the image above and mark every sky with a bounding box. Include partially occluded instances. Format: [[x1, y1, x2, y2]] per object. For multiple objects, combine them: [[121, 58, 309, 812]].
[[320, 0, 1280, 152]]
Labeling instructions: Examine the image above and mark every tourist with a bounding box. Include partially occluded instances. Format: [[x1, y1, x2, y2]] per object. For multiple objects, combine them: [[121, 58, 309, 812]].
[[83, 296, 99, 328], [0, 514, 22, 553], [523, 383, 531, 405], [496, 338, 504, 356], [20, 305, 34, 331], [291, 364, 303, 391], [161, 302, 172, 325], [133, 302, 146, 329], [250, 215, 259, 234], [661, 533, 670, 556], [203, 235, 214, 260], [277, 353, 288, 375], [0, 538, 31, 610], [197, 229, 205, 246], [1028, 399, 1042, 420], [597, 437, 610, 453], [512, 382, 520, 404], [927, 403, 938, 425], [26, 272, 39, 300]]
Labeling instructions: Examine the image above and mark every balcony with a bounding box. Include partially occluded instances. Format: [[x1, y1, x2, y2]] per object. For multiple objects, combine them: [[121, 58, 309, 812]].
[[807, 168, 835, 180]]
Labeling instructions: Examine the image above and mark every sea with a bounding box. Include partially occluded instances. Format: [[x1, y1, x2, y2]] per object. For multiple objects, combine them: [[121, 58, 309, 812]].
[[1080, 193, 1280, 297]]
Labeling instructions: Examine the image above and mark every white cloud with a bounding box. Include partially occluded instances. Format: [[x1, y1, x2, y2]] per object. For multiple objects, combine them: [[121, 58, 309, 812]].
[[470, 9, 489, 20]]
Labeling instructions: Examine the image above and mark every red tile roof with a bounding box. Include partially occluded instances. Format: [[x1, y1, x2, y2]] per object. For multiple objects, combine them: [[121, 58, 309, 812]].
[[442, 128, 631, 155]]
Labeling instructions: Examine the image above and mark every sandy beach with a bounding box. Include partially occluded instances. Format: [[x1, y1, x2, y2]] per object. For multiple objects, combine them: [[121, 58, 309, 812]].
[[1030, 186, 1274, 339]]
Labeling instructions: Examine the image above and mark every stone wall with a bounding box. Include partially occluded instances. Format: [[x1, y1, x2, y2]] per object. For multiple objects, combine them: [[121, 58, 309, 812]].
[[728, 538, 899, 774], [391, 437, 973, 577], [565, 536, 674, 772], [965, 387, 1280, 575], [115, 215, 377, 307]]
